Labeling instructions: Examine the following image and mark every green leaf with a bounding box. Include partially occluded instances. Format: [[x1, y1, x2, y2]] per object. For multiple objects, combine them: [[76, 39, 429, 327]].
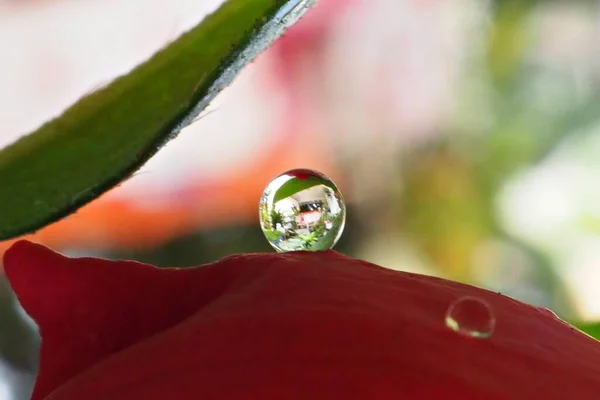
[[0, 0, 314, 240], [573, 321, 600, 341], [273, 177, 336, 203]]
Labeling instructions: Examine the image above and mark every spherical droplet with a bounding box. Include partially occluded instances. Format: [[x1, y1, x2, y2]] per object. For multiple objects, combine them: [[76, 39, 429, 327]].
[[259, 169, 346, 252], [445, 296, 495, 339]]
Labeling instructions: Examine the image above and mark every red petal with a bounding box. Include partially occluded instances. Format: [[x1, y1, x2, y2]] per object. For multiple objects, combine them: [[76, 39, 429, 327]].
[[4, 240, 235, 400], [285, 169, 324, 180], [4, 240, 600, 400]]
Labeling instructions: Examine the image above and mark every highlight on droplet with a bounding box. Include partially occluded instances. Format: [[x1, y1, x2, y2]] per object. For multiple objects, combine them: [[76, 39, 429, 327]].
[[445, 296, 495, 339], [537, 306, 559, 319]]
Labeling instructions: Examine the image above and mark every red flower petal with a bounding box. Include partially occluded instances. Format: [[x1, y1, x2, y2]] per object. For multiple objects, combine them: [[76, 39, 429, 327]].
[[285, 169, 324, 180], [4, 240, 235, 400], [4, 240, 600, 400]]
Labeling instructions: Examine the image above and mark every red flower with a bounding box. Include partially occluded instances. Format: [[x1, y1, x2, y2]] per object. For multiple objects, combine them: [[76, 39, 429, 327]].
[[285, 169, 325, 181], [4, 240, 600, 399]]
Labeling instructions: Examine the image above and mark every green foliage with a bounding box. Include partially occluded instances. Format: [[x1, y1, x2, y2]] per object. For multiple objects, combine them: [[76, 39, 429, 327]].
[[0, 0, 313, 240], [270, 210, 284, 226], [573, 321, 600, 341], [273, 177, 335, 203]]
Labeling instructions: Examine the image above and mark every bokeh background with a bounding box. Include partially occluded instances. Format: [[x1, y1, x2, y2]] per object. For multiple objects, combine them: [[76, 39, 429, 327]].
[[2, 0, 600, 398]]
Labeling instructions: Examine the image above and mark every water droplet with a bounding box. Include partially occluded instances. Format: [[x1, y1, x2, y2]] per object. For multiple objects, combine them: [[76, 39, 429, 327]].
[[538, 306, 558, 318], [259, 169, 346, 252], [445, 296, 495, 339]]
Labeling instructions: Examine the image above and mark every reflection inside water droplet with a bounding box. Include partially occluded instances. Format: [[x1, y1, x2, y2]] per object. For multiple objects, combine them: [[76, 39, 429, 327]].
[[445, 296, 495, 339], [259, 169, 346, 252]]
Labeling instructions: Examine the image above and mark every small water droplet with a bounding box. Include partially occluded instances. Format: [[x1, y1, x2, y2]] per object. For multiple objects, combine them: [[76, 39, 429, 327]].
[[259, 169, 346, 252], [445, 296, 495, 339], [538, 306, 558, 318]]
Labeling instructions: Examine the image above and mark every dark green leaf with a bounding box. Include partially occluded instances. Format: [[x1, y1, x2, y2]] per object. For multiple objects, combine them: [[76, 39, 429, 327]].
[[273, 177, 336, 203], [0, 0, 314, 240], [573, 321, 600, 340]]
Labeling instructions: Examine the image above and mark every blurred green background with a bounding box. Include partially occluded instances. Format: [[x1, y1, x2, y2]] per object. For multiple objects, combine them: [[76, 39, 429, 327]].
[[2, 0, 600, 398]]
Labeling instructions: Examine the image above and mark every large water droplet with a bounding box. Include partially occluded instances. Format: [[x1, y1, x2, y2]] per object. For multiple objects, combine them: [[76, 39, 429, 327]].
[[445, 296, 495, 339], [259, 169, 346, 252]]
